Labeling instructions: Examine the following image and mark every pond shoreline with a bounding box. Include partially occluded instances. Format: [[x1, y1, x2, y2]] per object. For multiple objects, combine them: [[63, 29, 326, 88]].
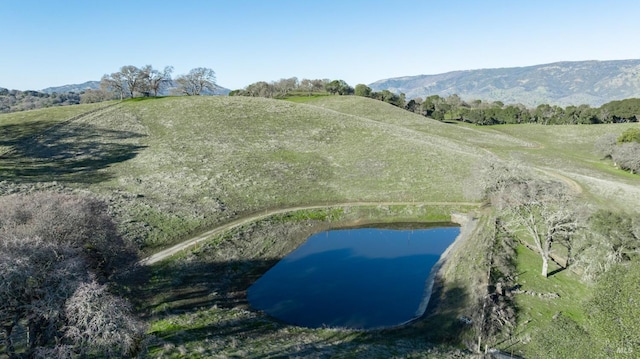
[[412, 212, 477, 324]]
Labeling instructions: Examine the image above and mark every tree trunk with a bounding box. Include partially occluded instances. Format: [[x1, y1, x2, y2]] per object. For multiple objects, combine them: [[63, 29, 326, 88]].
[[541, 255, 549, 277], [542, 234, 554, 277]]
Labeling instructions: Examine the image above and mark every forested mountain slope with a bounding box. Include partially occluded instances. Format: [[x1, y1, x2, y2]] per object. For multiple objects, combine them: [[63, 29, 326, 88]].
[[370, 59, 640, 107]]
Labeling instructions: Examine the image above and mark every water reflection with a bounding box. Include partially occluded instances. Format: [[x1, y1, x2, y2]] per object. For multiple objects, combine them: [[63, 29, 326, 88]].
[[248, 226, 460, 329]]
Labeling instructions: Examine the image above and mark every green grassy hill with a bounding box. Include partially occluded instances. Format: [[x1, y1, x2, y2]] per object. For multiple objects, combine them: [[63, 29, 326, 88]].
[[8, 95, 635, 251], [1, 96, 489, 250]]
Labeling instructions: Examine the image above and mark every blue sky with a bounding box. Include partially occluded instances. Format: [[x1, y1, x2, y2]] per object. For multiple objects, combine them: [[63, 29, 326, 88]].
[[1, 0, 640, 91]]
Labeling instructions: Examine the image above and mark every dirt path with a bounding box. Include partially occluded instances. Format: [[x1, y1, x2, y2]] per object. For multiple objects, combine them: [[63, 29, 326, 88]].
[[534, 167, 584, 194], [139, 201, 480, 266]]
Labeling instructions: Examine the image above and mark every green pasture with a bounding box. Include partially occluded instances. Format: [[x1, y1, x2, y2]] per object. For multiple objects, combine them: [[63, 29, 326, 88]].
[[1, 96, 482, 250]]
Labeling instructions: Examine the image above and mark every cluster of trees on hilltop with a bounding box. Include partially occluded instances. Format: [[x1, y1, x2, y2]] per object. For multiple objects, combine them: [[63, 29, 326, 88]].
[[0, 65, 220, 113], [229, 77, 330, 98], [229, 75, 640, 127], [0, 88, 81, 113], [100, 65, 174, 99], [230, 79, 410, 108], [353, 84, 406, 107], [229, 76, 640, 128], [100, 65, 217, 99], [230, 78, 379, 98]]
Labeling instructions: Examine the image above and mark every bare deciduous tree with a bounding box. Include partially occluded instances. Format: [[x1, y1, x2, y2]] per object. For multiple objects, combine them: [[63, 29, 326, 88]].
[[472, 159, 583, 277], [273, 77, 298, 96], [175, 67, 217, 96], [594, 133, 618, 159], [101, 72, 126, 100], [0, 192, 140, 356], [574, 210, 640, 281], [64, 281, 145, 357], [141, 65, 173, 97], [299, 78, 314, 96], [119, 65, 145, 98], [463, 157, 528, 203], [101, 65, 155, 99], [244, 81, 275, 97], [1, 235, 87, 353], [80, 88, 113, 103], [501, 180, 581, 277], [612, 141, 640, 174]]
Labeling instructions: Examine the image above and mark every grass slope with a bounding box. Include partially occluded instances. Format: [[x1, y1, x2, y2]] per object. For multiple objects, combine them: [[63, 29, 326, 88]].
[[0, 101, 115, 154], [308, 96, 640, 213], [15, 96, 482, 250], [487, 123, 640, 212], [308, 96, 536, 151]]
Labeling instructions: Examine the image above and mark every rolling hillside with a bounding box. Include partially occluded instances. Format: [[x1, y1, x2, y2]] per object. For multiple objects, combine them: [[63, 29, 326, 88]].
[[370, 59, 640, 107], [2, 95, 638, 251], [0, 96, 489, 250], [2, 95, 640, 357]]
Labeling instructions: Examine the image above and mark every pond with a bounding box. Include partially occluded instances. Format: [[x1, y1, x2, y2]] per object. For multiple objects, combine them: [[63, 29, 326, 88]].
[[247, 224, 460, 330]]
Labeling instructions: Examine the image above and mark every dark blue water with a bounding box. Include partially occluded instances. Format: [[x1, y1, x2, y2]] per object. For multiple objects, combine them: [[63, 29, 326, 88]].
[[247, 226, 460, 329]]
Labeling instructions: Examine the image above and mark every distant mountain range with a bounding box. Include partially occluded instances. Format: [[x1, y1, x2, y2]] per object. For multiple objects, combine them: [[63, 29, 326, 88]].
[[40, 80, 231, 96], [41, 81, 102, 94], [369, 59, 640, 107]]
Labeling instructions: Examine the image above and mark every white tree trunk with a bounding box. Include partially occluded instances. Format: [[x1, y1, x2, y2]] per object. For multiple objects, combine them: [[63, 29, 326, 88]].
[[541, 255, 549, 277]]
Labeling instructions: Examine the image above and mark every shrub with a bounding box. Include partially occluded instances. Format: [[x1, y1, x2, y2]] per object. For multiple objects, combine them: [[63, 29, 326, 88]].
[[617, 127, 640, 143], [594, 133, 618, 159], [0, 192, 142, 357], [612, 142, 640, 174]]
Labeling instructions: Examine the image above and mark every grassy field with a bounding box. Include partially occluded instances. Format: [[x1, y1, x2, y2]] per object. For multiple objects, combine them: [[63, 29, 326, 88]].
[[281, 92, 332, 103], [0, 96, 485, 250], [308, 96, 537, 152], [486, 123, 640, 212], [501, 244, 589, 357], [0, 101, 115, 154], [1, 95, 639, 357], [307, 96, 640, 212]]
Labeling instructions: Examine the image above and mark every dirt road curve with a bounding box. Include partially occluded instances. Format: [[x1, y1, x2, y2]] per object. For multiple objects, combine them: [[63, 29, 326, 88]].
[[139, 201, 480, 266], [535, 167, 583, 194]]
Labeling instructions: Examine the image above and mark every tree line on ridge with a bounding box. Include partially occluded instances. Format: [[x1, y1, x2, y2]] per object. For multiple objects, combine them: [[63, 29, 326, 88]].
[[0, 64, 218, 113]]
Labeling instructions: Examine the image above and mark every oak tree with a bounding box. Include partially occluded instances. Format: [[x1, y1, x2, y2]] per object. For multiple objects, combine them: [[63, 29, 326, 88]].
[[141, 65, 173, 97], [472, 159, 583, 277], [175, 67, 217, 96]]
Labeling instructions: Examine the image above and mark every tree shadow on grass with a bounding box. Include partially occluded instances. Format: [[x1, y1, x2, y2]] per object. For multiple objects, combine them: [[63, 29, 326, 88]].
[[0, 121, 146, 184], [405, 278, 473, 345], [0, 120, 60, 147], [547, 266, 567, 277], [130, 257, 279, 316]]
